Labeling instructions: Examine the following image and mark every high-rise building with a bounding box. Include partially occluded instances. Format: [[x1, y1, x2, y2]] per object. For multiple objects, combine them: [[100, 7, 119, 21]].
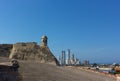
[[75, 58, 80, 65], [67, 49, 71, 65], [66, 59, 68, 65], [62, 51, 66, 65], [68, 49, 70, 60], [70, 54, 75, 65], [59, 49, 81, 66], [72, 54, 74, 61]]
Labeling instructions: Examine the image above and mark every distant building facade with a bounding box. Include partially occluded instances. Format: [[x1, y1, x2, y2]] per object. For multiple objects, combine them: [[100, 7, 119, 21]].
[[83, 60, 89, 65], [62, 51, 66, 65], [58, 49, 80, 66]]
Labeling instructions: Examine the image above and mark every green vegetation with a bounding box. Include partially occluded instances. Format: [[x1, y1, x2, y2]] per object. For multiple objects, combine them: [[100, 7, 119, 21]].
[[115, 72, 120, 74]]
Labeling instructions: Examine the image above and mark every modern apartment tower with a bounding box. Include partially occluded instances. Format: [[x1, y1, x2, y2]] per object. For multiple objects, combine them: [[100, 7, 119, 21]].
[[67, 49, 71, 65], [62, 51, 66, 65], [59, 49, 80, 66]]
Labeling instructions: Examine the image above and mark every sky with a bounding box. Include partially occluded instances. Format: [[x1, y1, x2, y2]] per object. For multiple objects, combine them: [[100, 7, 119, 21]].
[[0, 0, 120, 64]]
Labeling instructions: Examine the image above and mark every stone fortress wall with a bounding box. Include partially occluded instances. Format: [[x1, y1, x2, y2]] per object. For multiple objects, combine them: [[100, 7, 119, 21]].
[[9, 42, 39, 60], [0, 35, 59, 65], [13, 42, 37, 50], [0, 44, 13, 57]]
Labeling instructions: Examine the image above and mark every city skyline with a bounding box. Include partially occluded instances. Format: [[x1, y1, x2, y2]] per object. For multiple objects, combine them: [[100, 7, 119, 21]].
[[0, 0, 120, 64], [58, 49, 81, 65]]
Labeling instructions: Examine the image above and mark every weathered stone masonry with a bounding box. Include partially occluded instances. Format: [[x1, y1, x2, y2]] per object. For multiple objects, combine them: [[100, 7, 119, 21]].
[[0, 36, 59, 65]]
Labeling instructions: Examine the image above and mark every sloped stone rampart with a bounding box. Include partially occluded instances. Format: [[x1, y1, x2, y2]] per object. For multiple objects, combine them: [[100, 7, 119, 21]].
[[0, 44, 13, 57], [9, 42, 59, 65]]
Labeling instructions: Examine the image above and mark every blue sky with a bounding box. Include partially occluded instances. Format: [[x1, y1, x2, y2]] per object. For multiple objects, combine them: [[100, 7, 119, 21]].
[[0, 0, 120, 63]]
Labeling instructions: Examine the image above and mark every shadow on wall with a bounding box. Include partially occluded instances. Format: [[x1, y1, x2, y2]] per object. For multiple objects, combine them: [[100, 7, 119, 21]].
[[0, 65, 23, 81]]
